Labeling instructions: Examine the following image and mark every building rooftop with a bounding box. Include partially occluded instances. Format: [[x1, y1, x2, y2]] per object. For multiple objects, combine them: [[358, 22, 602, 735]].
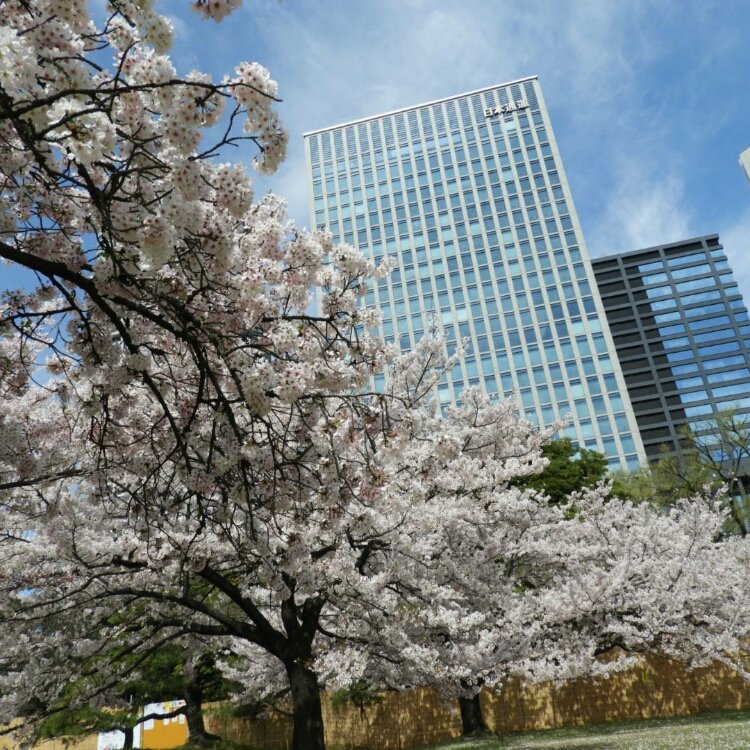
[[593, 234, 721, 263], [303, 75, 539, 137]]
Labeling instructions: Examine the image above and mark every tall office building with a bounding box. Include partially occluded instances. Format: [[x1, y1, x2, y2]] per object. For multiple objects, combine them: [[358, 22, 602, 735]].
[[592, 235, 750, 462], [304, 77, 646, 470]]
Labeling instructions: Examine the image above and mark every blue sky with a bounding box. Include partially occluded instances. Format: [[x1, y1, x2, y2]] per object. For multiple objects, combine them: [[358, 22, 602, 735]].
[[5, 1, 749, 298], [162, 0, 750, 294]]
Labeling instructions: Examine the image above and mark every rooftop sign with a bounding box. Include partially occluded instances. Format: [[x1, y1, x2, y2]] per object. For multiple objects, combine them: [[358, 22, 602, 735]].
[[484, 100, 529, 117]]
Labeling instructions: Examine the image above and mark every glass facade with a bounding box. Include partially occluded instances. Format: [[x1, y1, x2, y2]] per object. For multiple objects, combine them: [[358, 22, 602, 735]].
[[592, 235, 750, 461], [304, 77, 646, 470]]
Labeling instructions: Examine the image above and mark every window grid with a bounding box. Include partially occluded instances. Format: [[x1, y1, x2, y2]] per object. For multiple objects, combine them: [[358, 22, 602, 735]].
[[305, 79, 646, 470], [592, 235, 750, 461]]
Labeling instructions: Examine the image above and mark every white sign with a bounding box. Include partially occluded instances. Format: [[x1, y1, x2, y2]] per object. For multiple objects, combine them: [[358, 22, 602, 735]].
[[484, 100, 529, 117], [97, 726, 142, 750]]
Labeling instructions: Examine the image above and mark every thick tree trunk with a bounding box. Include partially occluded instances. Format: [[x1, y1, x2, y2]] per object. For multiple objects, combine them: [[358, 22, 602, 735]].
[[285, 661, 326, 750], [184, 684, 220, 745], [122, 726, 134, 750], [459, 693, 488, 736]]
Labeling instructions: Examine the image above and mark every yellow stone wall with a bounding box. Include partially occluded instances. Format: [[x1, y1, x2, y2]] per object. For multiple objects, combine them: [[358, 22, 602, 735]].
[[8, 655, 750, 750], [204, 655, 750, 750]]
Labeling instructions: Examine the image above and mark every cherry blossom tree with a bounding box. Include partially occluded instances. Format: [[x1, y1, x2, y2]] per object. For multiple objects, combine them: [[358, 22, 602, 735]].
[[0, 1, 388, 747], [2, 4, 750, 750]]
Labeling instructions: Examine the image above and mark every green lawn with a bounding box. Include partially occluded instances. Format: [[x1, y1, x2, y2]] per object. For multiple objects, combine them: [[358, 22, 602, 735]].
[[430, 711, 750, 750]]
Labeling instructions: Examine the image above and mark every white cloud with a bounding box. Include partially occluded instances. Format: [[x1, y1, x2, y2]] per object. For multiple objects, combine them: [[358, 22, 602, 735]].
[[158, 0, 750, 271], [586, 161, 693, 257], [246, 0, 663, 227]]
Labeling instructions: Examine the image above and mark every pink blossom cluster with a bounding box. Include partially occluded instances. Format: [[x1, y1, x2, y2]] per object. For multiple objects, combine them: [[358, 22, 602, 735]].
[[231, 62, 288, 173], [192, 0, 243, 22]]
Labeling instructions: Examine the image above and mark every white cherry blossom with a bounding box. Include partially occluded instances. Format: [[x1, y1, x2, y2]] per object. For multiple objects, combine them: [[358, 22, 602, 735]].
[[1, 5, 749, 750]]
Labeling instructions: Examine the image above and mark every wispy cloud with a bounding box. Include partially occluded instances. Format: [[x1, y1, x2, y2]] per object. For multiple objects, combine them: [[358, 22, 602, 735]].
[[244, 0, 669, 226], [587, 167, 692, 256], [160, 0, 750, 300]]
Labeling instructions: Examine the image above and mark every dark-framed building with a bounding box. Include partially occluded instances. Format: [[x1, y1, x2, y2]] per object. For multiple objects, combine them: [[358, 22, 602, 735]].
[[592, 235, 750, 462]]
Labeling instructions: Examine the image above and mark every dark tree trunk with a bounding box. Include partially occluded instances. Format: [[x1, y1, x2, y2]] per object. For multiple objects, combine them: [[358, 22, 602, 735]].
[[459, 693, 488, 736], [184, 684, 220, 745], [122, 725, 134, 750], [285, 661, 326, 750]]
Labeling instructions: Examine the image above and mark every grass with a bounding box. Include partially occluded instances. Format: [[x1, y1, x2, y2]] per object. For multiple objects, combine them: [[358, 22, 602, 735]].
[[428, 710, 750, 750]]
